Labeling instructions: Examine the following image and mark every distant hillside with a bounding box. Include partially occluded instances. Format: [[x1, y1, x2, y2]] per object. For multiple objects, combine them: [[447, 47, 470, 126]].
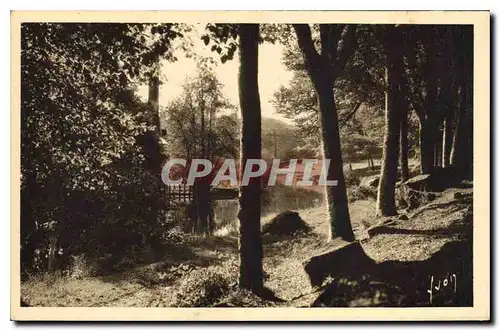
[[261, 117, 298, 160], [262, 117, 295, 132]]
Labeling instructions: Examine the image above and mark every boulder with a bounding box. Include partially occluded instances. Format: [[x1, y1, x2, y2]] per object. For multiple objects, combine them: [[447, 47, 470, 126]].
[[360, 175, 380, 189], [454, 191, 473, 200], [398, 173, 446, 210], [398, 185, 439, 210], [303, 241, 373, 287], [403, 174, 433, 192]]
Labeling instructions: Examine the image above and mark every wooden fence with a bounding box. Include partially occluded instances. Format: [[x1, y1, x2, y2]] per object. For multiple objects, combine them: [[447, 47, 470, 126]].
[[165, 184, 194, 208], [165, 184, 239, 209]]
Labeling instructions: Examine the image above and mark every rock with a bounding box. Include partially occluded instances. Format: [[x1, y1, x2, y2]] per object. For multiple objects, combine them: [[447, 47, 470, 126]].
[[304, 241, 373, 287], [405, 167, 465, 192], [399, 174, 446, 210], [360, 175, 380, 189], [398, 185, 439, 210], [261, 211, 310, 235], [403, 174, 433, 191], [454, 191, 473, 200]]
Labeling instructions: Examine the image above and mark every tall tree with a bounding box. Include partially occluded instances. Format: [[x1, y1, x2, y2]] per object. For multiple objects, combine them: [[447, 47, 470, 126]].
[[164, 64, 238, 234], [237, 24, 264, 291], [201, 23, 265, 291], [404, 25, 462, 175], [405, 26, 439, 174], [376, 25, 403, 216], [436, 27, 458, 169], [450, 26, 473, 179], [399, 101, 410, 182], [148, 54, 161, 134], [292, 24, 357, 241], [398, 45, 412, 183]]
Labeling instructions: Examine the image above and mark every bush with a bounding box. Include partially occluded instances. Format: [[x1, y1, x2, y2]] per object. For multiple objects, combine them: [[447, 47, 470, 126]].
[[348, 185, 377, 202], [262, 211, 310, 235], [172, 261, 238, 307], [166, 206, 193, 233], [344, 168, 361, 187]]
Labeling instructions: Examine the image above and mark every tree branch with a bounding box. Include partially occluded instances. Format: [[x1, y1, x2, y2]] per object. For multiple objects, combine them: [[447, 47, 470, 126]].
[[328, 24, 344, 57], [319, 25, 332, 61], [332, 25, 357, 77], [292, 24, 322, 78], [339, 101, 362, 128]]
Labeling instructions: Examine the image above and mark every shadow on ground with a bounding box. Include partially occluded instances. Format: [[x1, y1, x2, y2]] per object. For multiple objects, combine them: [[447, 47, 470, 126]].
[[305, 207, 473, 307]]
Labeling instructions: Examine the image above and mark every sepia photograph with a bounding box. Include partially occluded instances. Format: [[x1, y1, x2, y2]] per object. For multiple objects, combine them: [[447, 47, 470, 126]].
[[11, 11, 490, 321]]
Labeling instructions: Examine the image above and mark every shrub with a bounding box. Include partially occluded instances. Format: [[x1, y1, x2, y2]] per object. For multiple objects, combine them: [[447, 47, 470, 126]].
[[66, 254, 96, 279], [172, 261, 238, 307], [344, 168, 361, 187], [348, 185, 377, 202]]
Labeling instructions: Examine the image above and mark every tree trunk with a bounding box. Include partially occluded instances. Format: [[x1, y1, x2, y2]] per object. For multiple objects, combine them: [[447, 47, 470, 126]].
[[376, 26, 402, 217], [451, 27, 473, 180], [148, 55, 161, 135], [442, 113, 454, 167], [21, 174, 38, 275], [237, 24, 263, 292], [419, 121, 435, 174], [400, 103, 409, 182], [451, 86, 473, 179], [47, 236, 57, 273], [147, 55, 167, 242], [200, 98, 206, 159], [292, 23, 356, 242], [193, 181, 211, 234], [273, 131, 278, 158], [398, 62, 411, 182], [434, 130, 443, 168], [317, 81, 355, 241], [369, 156, 375, 172]]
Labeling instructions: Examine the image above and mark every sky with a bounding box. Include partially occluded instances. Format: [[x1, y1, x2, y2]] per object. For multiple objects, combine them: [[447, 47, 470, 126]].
[[137, 24, 294, 123]]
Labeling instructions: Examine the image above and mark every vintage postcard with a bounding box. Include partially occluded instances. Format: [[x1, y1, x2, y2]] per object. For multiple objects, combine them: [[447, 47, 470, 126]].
[[11, 11, 490, 321]]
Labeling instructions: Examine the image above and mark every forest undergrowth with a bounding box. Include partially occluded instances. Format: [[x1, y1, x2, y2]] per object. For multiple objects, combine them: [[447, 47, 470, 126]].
[[21, 184, 472, 307]]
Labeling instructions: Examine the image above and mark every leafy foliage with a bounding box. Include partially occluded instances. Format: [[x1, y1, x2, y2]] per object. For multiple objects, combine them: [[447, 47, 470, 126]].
[[201, 24, 239, 64], [21, 23, 184, 275], [163, 60, 239, 161]]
